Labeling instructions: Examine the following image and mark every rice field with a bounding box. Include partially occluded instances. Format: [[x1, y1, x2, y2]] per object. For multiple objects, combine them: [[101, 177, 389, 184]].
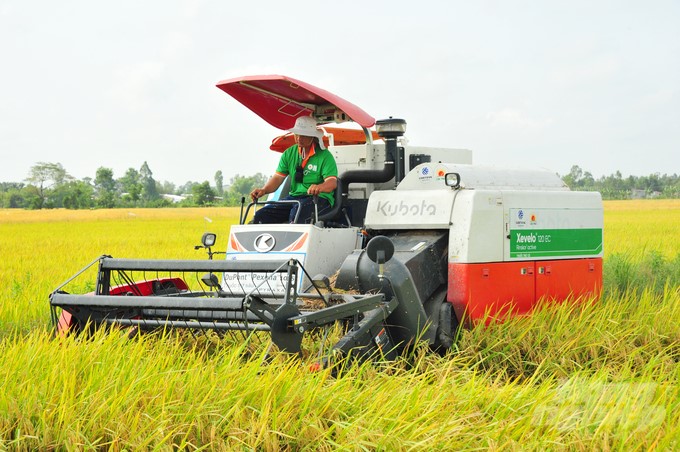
[[0, 200, 678, 450]]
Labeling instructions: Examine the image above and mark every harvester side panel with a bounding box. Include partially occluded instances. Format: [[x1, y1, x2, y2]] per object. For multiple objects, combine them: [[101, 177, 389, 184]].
[[448, 190, 504, 263], [535, 258, 602, 302], [364, 189, 458, 230], [447, 190, 603, 265], [448, 258, 603, 325], [448, 261, 536, 325], [446, 188, 603, 324], [502, 191, 604, 262]]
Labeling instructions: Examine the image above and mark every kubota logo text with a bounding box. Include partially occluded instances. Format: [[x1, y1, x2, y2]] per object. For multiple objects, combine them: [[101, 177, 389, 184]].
[[377, 200, 436, 216]]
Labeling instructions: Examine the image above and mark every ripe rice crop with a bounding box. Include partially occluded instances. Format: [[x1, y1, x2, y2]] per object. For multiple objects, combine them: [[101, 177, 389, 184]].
[[604, 199, 680, 257], [0, 201, 678, 450], [602, 199, 680, 296]]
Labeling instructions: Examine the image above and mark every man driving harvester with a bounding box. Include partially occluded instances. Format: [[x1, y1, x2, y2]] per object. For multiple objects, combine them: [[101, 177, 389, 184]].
[[250, 115, 338, 224]]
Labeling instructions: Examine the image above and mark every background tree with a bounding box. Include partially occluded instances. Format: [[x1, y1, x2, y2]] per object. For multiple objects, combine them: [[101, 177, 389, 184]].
[[25, 162, 73, 209], [602, 171, 627, 199], [582, 171, 595, 189], [662, 178, 680, 198], [224, 173, 268, 206], [140, 161, 159, 202], [562, 165, 583, 189], [60, 180, 94, 209], [176, 181, 199, 196], [191, 181, 216, 206], [156, 180, 176, 196], [94, 167, 117, 208], [6, 161, 680, 209], [0, 183, 25, 208], [214, 170, 224, 197], [118, 168, 142, 204], [21, 185, 42, 209], [561, 165, 678, 200]]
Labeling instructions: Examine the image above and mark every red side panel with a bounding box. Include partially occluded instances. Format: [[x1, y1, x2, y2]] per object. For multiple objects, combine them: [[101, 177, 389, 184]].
[[536, 258, 602, 302], [448, 262, 535, 325], [109, 278, 189, 296], [448, 258, 603, 326], [56, 310, 74, 337], [56, 277, 190, 336]]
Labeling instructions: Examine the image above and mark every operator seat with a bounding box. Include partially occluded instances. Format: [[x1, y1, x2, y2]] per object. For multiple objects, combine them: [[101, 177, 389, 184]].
[[276, 175, 291, 199], [317, 178, 349, 226]]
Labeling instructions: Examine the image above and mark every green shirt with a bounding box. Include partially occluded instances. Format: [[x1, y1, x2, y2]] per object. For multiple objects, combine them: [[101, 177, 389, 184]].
[[275, 143, 338, 206]]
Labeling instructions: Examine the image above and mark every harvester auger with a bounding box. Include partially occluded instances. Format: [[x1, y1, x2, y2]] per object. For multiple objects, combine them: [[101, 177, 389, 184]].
[[49, 74, 604, 365]]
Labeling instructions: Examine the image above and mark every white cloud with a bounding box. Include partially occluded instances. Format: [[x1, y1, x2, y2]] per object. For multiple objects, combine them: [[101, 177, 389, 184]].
[[162, 32, 192, 60], [551, 56, 622, 86], [109, 61, 166, 111], [486, 108, 554, 130], [0, 3, 12, 16]]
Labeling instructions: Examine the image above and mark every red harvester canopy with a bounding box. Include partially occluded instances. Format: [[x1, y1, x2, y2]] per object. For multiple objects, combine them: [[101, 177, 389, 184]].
[[216, 74, 375, 130]]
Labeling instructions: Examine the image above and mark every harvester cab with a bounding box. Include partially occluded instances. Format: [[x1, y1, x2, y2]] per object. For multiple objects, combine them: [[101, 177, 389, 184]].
[[50, 75, 604, 365]]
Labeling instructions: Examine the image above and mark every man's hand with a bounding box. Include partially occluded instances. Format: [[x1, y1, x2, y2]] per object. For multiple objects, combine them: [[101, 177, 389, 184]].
[[250, 188, 266, 201], [307, 178, 337, 196], [251, 174, 285, 201], [307, 184, 322, 196]]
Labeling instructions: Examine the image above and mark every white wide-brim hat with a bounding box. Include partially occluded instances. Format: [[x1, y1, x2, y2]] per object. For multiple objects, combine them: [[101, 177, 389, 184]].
[[288, 115, 325, 143]]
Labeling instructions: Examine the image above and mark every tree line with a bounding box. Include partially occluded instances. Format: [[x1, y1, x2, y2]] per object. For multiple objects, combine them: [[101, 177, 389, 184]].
[[0, 162, 267, 209], [0, 162, 678, 210], [561, 165, 679, 199]]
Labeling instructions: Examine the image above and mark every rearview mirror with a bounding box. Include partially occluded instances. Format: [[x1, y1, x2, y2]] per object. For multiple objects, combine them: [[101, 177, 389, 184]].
[[201, 232, 217, 247], [201, 272, 221, 288]]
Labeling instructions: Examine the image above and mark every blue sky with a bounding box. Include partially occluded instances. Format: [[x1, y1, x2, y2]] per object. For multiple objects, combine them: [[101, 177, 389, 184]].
[[1, 0, 678, 186]]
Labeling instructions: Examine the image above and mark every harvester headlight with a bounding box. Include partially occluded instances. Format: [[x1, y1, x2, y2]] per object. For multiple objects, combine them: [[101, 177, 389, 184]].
[[445, 173, 461, 189]]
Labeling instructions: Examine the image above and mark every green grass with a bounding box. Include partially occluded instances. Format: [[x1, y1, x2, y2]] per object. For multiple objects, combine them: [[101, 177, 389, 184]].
[[604, 250, 680, 296], [0, 205, 679, 450]]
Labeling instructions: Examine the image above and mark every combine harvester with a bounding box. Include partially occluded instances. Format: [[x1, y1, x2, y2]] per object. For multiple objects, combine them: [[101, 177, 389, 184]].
[[50, 75, 603, 362]]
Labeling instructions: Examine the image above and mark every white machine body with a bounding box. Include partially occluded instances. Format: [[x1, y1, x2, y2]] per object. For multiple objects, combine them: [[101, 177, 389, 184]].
[[365, 163, 603, 263], [225, 223, 361, 293], [330, 143, 472, 200]]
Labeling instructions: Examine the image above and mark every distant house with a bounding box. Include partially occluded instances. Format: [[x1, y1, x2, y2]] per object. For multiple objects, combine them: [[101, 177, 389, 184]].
[[630, 189, 646, 199], [630, 189, 661, 199], [162, 194, 187, 203]]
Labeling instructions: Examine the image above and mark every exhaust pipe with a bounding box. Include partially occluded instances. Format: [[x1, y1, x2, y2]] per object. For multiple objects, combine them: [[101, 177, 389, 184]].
[[376, 118, 407, 187], [339, 160, 395, 196], [337, 117, 407, 194]]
